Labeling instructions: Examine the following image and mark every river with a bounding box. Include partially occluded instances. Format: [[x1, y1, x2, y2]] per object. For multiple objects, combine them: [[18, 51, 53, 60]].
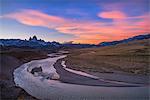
[[13, 52, 149, 100]]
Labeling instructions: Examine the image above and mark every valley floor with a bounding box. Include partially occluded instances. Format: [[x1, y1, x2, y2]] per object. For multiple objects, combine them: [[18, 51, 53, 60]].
[[1, 40, 149, 100]]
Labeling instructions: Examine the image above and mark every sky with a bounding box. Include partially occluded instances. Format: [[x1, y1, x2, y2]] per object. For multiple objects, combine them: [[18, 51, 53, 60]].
[[0, 0, 149, 44]]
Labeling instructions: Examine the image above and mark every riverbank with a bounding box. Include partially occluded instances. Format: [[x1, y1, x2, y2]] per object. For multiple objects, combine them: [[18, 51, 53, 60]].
[[0, 47, 48, 100], [54, 59, 147, 86]]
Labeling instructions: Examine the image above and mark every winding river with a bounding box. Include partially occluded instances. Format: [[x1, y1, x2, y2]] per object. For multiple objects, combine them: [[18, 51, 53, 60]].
[[13, 52, 149, 100]]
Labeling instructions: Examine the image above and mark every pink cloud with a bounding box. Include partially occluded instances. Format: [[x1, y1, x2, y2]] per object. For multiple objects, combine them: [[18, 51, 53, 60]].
[[4, 9, 65, 28], [98, 10, 149, 20], [2, 9, 149, 44], [98, 11, 127, 19]]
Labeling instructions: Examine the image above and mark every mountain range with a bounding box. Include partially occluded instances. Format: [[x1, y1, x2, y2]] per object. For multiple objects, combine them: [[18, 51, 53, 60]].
[[0, 34, 149, 49], [99, 34, 150, 47], [0, 36, 61, 49]]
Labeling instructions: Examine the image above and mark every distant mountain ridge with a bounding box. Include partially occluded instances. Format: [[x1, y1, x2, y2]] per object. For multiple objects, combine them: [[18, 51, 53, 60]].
[[99, 34, 150, 47], [0, 35, 97, 49], [0, 36, 61, 49], [0, 34, 150, 48]]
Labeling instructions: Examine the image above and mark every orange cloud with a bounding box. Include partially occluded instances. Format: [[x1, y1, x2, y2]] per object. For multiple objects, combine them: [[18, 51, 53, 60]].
[[2, 9, 149, 44]]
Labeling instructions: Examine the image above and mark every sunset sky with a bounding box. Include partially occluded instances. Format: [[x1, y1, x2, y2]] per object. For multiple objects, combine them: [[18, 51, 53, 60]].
[[0, 0, 149, 44]]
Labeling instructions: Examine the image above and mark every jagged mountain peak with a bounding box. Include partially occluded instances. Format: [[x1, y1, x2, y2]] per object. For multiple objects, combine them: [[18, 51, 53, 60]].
[[29, 35, 38, 41]]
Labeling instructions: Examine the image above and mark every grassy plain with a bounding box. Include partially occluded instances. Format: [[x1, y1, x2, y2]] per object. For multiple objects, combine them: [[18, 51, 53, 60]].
[[65, 39, 150, 75]]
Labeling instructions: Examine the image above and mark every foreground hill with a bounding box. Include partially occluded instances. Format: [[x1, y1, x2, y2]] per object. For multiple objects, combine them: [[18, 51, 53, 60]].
[[65, 39, 150, 75]]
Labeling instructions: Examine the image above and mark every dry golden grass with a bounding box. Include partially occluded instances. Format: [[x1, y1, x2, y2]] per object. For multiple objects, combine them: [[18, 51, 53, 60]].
[[65, 39, 150, 75]]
